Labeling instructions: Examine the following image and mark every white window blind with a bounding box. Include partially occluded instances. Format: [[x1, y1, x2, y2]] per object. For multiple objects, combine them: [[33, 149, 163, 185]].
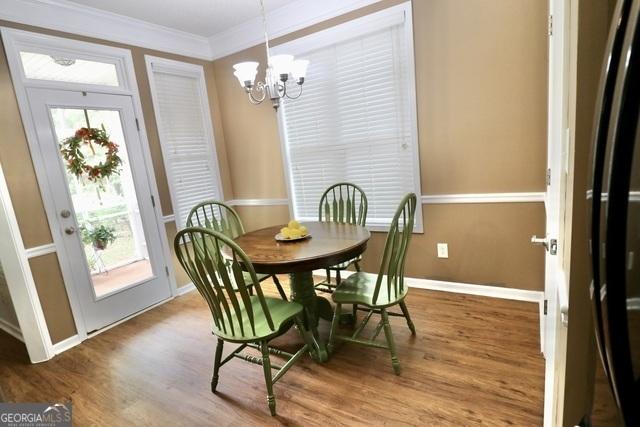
[[146, 58, 223, 229], [279, 5, 421, 229]]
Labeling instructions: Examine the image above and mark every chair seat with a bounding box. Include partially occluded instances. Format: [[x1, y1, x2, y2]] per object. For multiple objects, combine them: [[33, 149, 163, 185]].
[[212, 296, 303, 343], [327, 256, 362, 270], [332, 272, 407, 308]]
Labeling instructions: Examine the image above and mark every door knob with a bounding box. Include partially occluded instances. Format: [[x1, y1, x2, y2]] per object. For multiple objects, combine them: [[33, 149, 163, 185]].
[[60, 209, 71, 218], [531, 235, 558, 255], [64, 227, 76, 235]]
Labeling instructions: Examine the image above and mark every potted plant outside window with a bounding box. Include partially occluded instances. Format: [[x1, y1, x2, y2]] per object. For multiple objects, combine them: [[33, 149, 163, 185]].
[[81, 225, 117, 250]]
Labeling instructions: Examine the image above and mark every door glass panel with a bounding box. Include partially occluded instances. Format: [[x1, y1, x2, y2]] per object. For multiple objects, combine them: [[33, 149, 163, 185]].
[[50, 108, 153, 298], [20, 52, 119, 86]]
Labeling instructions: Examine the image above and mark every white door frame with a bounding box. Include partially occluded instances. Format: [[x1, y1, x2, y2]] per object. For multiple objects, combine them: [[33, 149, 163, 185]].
[[0, 163, 53, 363], [0, 27, 178, 354], [543, 0, 575, 425]]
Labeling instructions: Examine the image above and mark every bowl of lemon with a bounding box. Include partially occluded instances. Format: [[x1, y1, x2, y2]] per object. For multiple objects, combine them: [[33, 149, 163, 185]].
[[275, 220, 310, 242]]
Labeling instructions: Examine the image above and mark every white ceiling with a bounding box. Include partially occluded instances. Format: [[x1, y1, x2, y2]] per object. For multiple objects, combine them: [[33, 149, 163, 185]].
[[64, 0, 297, 37]]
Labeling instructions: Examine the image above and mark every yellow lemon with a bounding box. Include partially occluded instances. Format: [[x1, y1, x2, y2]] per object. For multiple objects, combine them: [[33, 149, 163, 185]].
[[280, 227, 293, 239], [299, 226, 308, 236], [289, 229, 303, 239], [288, 220, 300, 229]]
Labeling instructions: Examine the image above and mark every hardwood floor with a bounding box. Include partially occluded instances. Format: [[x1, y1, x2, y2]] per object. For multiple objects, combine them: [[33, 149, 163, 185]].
[[0, 281, 544, 426]]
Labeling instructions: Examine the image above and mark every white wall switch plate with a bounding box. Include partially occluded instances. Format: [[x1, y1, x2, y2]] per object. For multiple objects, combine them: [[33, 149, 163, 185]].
[[437, 243, 448, 258]]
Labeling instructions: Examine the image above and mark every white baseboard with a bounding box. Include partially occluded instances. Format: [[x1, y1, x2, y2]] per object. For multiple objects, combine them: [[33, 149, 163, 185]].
[[52, 334, 82, 355], [176, 283, 196, 296], [313, 269, 545, 352], [405, 278, 544, 303], [0, 317, 23, 342]]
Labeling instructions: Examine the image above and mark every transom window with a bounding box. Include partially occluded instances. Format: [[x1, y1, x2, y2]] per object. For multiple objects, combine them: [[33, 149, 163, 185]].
[[19, 51, 120, 86]]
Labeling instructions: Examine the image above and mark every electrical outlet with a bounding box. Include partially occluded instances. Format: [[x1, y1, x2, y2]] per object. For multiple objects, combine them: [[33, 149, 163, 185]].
[[437, 243, 448, 258]]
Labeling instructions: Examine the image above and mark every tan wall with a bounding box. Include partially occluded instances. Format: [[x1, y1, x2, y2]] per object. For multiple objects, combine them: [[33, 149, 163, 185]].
[[0, 20, 232, 343], [562, 0, 616, 425], [212, 0, 548, 290], [28, 254, 77, 344]]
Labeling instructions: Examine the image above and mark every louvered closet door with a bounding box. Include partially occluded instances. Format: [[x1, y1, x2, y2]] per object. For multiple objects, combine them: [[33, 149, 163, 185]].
[[149, 64, 223, 229], [280, 9, 420, 229]]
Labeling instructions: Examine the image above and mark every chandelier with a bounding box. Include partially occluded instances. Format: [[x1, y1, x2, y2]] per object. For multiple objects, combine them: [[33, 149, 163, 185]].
[[232, 0, 309, 110]]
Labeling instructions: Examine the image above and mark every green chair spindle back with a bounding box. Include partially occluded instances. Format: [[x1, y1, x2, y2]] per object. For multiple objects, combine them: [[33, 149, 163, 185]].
[[318, 183, 368, 226], [186, 201, 245, 239], [174, 227, 275, 339], [372, 193, 417, 305]]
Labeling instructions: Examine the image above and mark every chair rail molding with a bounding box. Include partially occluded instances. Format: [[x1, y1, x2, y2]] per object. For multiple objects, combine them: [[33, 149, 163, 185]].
[[225, 198, 290, 207], [0, 317, 23, 342], [421, 192, 545, 204], [24, 243, 57, 259], [221, 193, 546, 208]]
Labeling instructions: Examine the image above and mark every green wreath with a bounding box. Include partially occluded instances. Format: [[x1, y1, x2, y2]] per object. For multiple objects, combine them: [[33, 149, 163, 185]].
[[60, 126, 122, 182]]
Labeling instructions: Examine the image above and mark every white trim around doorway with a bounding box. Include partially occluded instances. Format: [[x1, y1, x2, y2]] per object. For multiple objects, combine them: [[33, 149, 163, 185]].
[[0, 27, 178, 357]]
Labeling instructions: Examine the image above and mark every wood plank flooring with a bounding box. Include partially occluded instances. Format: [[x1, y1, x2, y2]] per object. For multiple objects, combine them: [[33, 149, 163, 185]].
[[0, 280, 544, 426]]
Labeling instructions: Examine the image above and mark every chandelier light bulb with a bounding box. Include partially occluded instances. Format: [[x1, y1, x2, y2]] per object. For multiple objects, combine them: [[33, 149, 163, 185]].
[[291, 59, 310, 83], [232, 61, 259, 88], [270, 54, 294, 81]]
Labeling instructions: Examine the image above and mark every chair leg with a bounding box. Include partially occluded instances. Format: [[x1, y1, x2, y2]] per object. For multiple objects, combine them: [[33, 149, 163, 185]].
[[328, 303, 342, 354], [352, 303, 358, 321], [381, 309, 401, 375], [211, 338, 224, 393], [335, 269, 341, 285], [271, 275, 288, 301], [325, 269, 331, 284], [399, 300, 416, 335], [354, 261, 361, 272], [260, 341, 276, 416]]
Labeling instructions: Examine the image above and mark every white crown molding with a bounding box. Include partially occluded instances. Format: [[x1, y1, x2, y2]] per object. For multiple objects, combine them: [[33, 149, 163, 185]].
[[0, 0, 213, 60], [208, 0, 383, 59], [0, 0, 388, 61]]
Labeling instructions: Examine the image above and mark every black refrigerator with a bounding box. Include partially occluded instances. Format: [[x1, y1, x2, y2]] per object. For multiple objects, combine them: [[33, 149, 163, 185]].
[[589, 0, 640, 425]]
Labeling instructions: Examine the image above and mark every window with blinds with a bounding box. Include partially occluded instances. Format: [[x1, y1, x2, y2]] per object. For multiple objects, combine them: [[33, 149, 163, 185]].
[[278, 4, 421, 230], [145, 57, 223, 229]]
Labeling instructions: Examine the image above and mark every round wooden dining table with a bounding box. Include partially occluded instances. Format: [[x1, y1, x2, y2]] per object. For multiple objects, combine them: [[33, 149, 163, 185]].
[[227, 221, 370, 362]]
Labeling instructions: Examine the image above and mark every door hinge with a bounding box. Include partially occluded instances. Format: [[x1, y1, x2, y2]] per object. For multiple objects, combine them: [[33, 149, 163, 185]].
[[544, 299, 548, 315], [546, 168, 551, 186], [548, 14, 553, 36], [165, 266, 170, 277], [135, 118, 140, 131], [151, 195, 156, 207]]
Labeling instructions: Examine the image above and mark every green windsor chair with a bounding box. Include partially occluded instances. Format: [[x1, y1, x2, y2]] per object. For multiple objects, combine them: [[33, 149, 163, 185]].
[[328, 193, 417, 375], [315, 182, 368, 320], [174, 227, 309, 416], [187, 200, 288, 301]]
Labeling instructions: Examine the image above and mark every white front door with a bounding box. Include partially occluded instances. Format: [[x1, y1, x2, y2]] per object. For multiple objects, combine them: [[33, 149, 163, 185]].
[[27, 88, 171, 333]]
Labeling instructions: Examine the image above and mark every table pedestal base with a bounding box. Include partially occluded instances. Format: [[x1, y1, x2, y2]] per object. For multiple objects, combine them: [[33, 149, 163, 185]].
[[289, 271, 333, 362]]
